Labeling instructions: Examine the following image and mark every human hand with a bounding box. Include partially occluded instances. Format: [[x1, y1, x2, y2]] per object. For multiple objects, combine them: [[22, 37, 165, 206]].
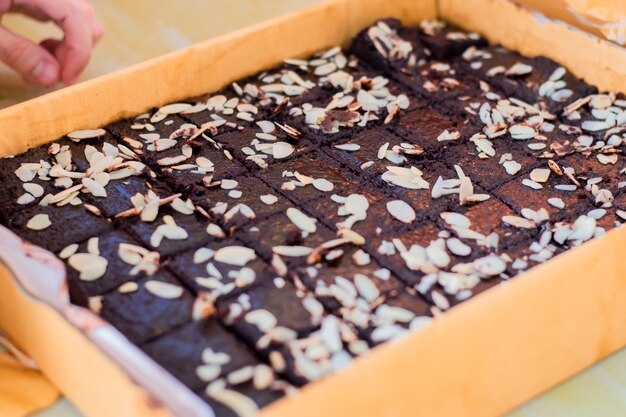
[[0, 0, 104, 86]]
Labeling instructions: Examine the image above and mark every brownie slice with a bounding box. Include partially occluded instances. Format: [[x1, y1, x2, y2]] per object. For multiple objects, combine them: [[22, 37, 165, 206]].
[[217, 281, 361, 385], [304, 185, 392, 236], [141, 317, 261, 392], [60, 230, 152, 306], [98, 271, 195, 344], [213, 129, 311, 171], [189, 174, 292, 230], [0, 146, 57, 221], [459, 45, 597, 112], [350, 18, 430, 72], [417, 20, 487, 60], [6, 204, 112, 253], [324, 127, 426, 177], [255, 151, 359, 205], [237, 208, 337, 270], [122, 207, 213, 257], [167, 238, 277, 298], [442, 139, 542, 191], [389, 104, 481, 155]]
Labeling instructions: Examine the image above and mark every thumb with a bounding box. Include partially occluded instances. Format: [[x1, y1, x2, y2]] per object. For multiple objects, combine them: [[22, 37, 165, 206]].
[[0, 26, 60, 85]]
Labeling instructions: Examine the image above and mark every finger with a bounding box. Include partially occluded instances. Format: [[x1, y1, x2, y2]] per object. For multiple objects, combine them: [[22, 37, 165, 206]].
[[10, 4, 50, 22], [0, 26, 60, 85], [91, 18, 104, 45], [56, 13, 93, 85], [40, 38, 62, 55]]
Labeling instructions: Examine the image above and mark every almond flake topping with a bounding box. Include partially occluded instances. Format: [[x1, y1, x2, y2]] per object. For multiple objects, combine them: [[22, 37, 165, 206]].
[[68, 253, 108, 281], [214, 246, 256, 266], [287, 208, 317, 233], [529, 168, 551, 183], [26, 214, 51, 230], [145, 280, 184, 299], [67, 128, 106, 141], [386, 200, 415, 223]]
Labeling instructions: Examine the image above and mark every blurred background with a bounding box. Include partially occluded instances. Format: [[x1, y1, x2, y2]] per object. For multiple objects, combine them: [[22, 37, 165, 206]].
[[0, 1, 625, 416]]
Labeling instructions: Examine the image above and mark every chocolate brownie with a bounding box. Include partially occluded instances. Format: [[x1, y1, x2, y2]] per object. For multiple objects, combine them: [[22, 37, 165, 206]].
[[60, 230, 153, 306], [6, 204, 113, 253], [189, 174, 292, 229], [141, 317, 262, 392], [324, 127, 426, 177], [98, 271, 196, 344], [459, 45, 597, 112], [417, 20, 487, 60], [121, 206, 213, 257], [167, 238, 278, 297], [255, 151, 359, 205], [213, 129, 310, 171], [217, 281, 361, 385], [0, 146, 57, 221], [237, 208, 337, 270]]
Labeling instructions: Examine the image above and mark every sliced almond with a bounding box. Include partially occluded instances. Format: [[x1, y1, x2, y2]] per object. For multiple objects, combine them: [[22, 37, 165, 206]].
[[26, 213, 51, 231], [23, 183, 44, 198], [286, 208, 316, 233], [386, 200, 415, 223], [446, 238, 472, 256], [158, 103, 192, 115], [68, 253, 108, 281], [260, 194, 278, 205], [67, 128, 106, 140], [82, 177, 107, 197], [214, 246, 256, 266], [144, 280, 184, 299], [273, 142, 294, 159], [474, 255, 506, 276], [313, 178, 334, 192], [440, 212, 470, 229], [272, 246, 313, 257], [530, 168, 551, 183], [502, 215, 536, 229], [59, 243, 79, 259]]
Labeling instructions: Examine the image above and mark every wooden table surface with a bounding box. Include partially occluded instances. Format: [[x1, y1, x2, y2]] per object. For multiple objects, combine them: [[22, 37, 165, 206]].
[[0, 1, 625, 416]]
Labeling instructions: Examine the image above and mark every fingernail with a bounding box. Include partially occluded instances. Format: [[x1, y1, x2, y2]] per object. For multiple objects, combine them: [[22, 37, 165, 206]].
[[33, 61, 58, 85]]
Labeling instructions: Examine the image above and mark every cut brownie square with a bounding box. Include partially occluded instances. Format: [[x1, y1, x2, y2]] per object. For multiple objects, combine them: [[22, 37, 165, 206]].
[[55, 131, 122, 172], [141, 317, 261, 392], [60, 230, 153, 306], [217, 281, 361, 385], [378, 160, 463, 220], [7, 203, 112, 253], [324, 127, 426, 177], [350, 18, 430, 73], [294, 245, 402, 311], [214, 128, 310, 171], [459, 46, 596, 112], [98, 271, 195, 344], [417, 20, 487, 60], [492, 169, 592, 220], [304, 185, 394, 235], [167, 238, 277, 298], [108, 112, 194, 160], [82, 175, 172, 219], [189, 174, 291, 230], [256, 151, 359, 205], [237, 208, 336, 269], [122, 207, 213, 257], [390, 105, 480, 154], [442, 140, 541, 191], [0, 146, 57, 221]]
